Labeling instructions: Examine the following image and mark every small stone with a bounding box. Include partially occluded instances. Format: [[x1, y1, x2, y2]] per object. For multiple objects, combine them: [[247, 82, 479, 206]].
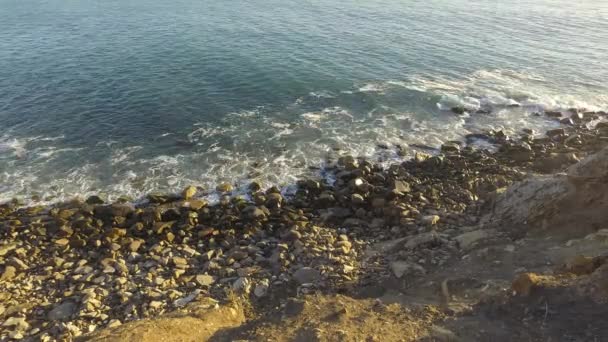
[[172, 257, 189, 269], [195, 274, 215, 287], [8, 257, 28, 270], [232, 277, 251, 294], [1, 266, 17, 281], [149, 301, 163, 310], [54, 238, 70, 246], [129, 239, 143, 252], [254, 279, 269, 297]]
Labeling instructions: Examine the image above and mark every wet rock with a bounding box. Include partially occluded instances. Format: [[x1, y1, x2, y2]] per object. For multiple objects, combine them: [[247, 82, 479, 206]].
[[182, 185, 197, 200], [216, 182, 233, 193], [451, 106, 466, 115], [249, 181, 262, 192], [85, 195, 105, 205], [545, 111, 562, 118], [147, 193, 180, 204]]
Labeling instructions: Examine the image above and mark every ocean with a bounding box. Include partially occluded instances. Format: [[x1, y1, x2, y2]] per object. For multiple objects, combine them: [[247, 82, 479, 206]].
[[1, 0, 607, 203]]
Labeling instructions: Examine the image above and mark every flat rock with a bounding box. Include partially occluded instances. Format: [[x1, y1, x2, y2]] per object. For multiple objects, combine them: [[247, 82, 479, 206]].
[[390, 261, 426, 278], [195, 274, 215, 287], [47, 300, 77, 321], [293, 267, 321, 284], [454, 229, 496, 250]]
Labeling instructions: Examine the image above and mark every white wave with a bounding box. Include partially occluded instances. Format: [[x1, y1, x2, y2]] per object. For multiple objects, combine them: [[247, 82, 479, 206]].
[[3, 68, 607, 207]]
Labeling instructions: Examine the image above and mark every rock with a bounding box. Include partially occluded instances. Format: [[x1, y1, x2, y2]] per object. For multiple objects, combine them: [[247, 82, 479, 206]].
[[254, 279, 270, 297], [107, 319, 122, 328], [266, 193, 283, 207], [562, 255, 603, 275], [249, 181, 262, 192], [188, 199, 208, 210], [8, 256, 28, 270], [441, 143, 460, 153], [429, 325, 459, 341], [216, 182, 233, 193], [421, 215, 440, 226], [85, 195, 105, 205], [195, 274, 215, 287], [1, 266, 17, 281], [243, 206, 267, 220], [174, 289, 201, 307], [232, 277, 251, 294], [414, 152, 431, 163], [390, 261, 426, 278], [546, 128, 565, 138], [293, 267, 321, 284], [147, 193, 179, 204], [545, 110, 562, 118], [182, 185, 197, 200], [404, 232, 439, 250], [94, 204, 134, 220], [391, 180, 411, 195], [129, 239, 144, 252], [451, 106, 466, 115], [284, 229, 302, 241], [351, 193, 365, 204], [454, 229, 495, 250], [2, 316, 29, 331], [512, 273, 544, 296], [284, 298, 305, 317], [47, 300, 77, 321], [0, 243, 17, 256]]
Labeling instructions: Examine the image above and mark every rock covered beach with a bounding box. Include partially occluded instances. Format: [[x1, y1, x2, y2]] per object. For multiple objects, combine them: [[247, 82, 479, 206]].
[[2, 109, 608, 341]]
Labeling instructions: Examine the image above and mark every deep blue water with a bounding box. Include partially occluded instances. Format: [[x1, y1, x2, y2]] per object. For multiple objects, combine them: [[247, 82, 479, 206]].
[[1, 0, 607, 202]]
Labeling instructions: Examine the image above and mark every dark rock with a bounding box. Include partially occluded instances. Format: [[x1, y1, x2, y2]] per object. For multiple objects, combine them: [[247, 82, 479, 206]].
[[85, 195, 104, 205]]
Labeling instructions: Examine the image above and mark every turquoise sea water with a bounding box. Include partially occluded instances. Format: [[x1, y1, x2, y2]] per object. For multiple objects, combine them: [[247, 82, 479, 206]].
[[1, 0, 607, 203]]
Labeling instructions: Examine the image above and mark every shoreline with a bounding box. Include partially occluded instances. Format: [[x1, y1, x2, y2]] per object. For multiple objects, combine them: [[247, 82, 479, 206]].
[[2, 108, 608, 340]]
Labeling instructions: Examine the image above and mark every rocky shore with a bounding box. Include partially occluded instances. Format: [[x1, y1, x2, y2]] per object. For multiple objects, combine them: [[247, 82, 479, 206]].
[[1, 108, 608, 341]]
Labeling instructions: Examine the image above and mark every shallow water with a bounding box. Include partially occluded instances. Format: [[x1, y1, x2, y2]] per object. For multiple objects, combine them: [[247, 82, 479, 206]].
[[1, 0, 607, 203]]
